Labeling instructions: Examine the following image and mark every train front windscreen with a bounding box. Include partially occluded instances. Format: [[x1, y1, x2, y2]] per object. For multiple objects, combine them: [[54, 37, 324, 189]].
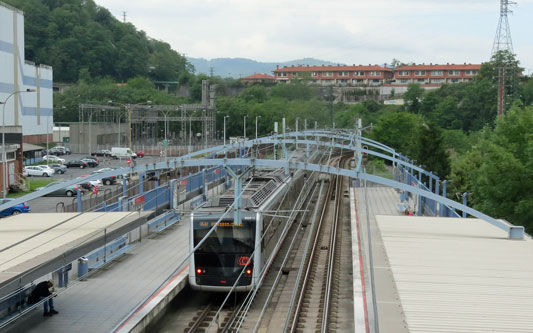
[[193, 218, 255, 287]]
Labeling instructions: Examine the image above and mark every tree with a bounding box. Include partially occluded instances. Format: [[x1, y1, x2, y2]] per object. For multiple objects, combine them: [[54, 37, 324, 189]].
[[241, 85, 267, 103], [370, 111, 421, 157], [477, 50, 523, 111], [403, 84, 424, 113], [410, 122, 450, 178]]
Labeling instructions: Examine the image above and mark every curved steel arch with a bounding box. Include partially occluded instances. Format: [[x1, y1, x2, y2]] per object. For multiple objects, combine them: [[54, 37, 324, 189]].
[[0, 131, 523, 239], [165, 158, 522, 240]]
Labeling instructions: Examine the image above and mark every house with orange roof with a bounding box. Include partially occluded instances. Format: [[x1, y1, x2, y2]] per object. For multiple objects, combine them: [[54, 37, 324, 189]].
[[240, 73, 276, 84]]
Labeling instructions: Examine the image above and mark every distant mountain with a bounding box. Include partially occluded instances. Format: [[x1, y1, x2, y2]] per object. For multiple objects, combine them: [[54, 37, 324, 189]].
[[187, 57, 342, 78]]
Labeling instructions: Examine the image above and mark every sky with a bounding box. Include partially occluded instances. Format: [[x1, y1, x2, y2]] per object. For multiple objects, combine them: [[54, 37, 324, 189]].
[[94, 0, 533, 74]]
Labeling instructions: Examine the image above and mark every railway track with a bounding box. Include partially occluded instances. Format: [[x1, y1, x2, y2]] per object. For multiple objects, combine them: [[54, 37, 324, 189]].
[[285, 156, 346, 332], [156, 154, 354, 332], [185, 299, 241, 333]]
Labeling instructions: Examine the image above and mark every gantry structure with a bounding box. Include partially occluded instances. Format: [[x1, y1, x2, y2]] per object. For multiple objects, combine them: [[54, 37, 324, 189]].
[[1, 128, 525, 240], [78, 80, 217, 146]]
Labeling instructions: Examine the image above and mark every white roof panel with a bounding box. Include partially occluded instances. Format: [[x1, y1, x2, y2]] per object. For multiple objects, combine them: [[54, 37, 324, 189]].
[[376, 215, 533, 332]]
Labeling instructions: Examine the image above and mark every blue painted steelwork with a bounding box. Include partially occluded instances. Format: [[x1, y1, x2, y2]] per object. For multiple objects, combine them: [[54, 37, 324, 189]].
[[0, 131, 523, 239]]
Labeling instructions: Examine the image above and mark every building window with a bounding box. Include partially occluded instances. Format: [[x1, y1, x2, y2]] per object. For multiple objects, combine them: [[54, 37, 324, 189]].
[[372, 79, 380, 83], [448, 70, 460, 76], [1, 152, 16, 161], [417, 79, 425, 83], [339, 72, 349, 77], [369, 71, 381, 76], [398, 71, 409, 76], [414, 70, 426, 76], [400, 79, 409, 84], [354, 71, 365, 76], [465, 70, 478, 76], [451, 79, 460, 83], [431, 71, 443, 76], [323, 72, 334, 77], [312, 72, 318, 77], [431, 78, 443, 83]]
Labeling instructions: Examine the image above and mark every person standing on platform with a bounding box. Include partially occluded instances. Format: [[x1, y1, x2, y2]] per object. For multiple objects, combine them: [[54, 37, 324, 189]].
[[31, 280, 58, 317]]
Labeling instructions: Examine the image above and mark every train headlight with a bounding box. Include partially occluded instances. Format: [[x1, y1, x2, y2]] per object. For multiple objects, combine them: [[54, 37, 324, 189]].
[[245, 268, 252, 275], [196, 268, 204, 275]]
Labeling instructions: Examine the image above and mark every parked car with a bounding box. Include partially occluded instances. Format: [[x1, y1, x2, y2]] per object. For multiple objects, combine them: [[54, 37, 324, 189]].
[[37, 165, 56, 175], [79, 175, 103, 188], [43, 155, 66, 164], [135, 150, 145, 158], [111, 147, 137, 159], [36, 181, 85, 197], [84, 156, 99, 163], [55, 146, 71, 155], [47, 147, 64, 155], [49, 164, 67, 174], [65, 160, 88, 169], [24, 166, 53, 177], [91, 168, 117, 185], [81, 158, 98, 167], [92, 150, 112, 157], [0, 198, 30, 216]]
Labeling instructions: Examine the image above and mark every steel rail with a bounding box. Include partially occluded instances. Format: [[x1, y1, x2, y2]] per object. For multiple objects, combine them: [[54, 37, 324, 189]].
[[251, 177, 320, 332], [322, 156, 345, 332], [226, 170, 320, 332], [287, 156, 340, 332]]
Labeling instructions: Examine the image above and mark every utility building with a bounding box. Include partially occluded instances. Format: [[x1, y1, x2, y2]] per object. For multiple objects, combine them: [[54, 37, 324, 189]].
[[0, 1, 53, 144]]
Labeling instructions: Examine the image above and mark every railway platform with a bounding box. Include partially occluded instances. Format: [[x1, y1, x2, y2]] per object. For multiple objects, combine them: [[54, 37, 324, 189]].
[[2, 216, 191, 333]]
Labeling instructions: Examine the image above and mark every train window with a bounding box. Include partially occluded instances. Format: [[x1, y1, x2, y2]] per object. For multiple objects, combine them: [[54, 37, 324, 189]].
[[194, 220, 255, 254]]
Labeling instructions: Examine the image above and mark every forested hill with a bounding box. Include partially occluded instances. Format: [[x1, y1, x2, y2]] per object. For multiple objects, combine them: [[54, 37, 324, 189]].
[[4, 0, 192, 83], [188, 57, 340, 78]]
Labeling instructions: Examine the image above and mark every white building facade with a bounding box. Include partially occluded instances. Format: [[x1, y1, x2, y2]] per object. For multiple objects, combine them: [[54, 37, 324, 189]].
[[0, 1, 53, 144]]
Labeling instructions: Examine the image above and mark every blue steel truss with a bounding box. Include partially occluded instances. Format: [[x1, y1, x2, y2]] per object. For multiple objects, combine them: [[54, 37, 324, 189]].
[[0, 130, 524, 239]]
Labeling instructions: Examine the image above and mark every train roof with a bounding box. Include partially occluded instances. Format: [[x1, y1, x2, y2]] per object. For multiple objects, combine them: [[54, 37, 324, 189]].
[[201, 169, 289, 210]]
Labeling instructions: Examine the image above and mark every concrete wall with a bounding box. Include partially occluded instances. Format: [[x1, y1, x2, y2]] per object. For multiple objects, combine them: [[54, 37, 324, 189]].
[[0, 2, 53, 142], [70, 123, 128, 154]]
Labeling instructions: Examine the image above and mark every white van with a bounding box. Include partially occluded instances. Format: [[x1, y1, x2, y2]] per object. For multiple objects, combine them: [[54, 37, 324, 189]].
[[111, 147, 137, 159]]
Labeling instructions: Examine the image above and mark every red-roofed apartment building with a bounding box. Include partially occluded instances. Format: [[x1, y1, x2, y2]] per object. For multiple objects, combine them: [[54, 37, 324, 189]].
[[393, 63, 481, 86], [272, 65, 394, 86], [241, 73, 275, 84], [272, 63, 481, 89]]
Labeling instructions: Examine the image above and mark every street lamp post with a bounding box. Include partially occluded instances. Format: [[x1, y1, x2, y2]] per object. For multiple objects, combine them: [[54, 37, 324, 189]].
[[255, 116, 261, 140], [295, 117, 300, 149], [243, 115, 247, 139], [1, 89, 36, 198], [223, 115, 229, 156]]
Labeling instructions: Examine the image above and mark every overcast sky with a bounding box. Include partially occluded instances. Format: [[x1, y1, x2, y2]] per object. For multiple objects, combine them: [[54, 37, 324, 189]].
[[94, 0, 533, 73]]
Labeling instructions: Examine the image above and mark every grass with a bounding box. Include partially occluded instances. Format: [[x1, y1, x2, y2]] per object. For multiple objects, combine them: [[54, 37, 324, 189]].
[[365, 159, 394, 180], [7, 178, 56, 198]]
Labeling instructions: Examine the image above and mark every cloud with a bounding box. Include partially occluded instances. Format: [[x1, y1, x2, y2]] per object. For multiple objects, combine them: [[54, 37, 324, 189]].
[[94, 0, 533, 70]]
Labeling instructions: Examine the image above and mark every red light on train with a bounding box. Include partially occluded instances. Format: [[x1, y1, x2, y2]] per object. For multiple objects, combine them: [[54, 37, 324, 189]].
[[245, 269, 252, 275], [196, 268, 204, 275], [237, 256, 250, 266], [220, 280, 227, 284]]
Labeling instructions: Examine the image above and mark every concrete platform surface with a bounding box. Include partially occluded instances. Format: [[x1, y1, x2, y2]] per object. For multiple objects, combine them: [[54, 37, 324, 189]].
[[3, 217, 190, 333]]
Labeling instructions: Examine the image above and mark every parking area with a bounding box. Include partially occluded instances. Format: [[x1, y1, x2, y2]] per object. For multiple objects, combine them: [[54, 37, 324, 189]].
[[22, 154, 162, 213]]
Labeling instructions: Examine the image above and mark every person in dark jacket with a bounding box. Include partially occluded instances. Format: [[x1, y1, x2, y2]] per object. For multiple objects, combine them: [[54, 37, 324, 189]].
[[31, 280, 58, 317]]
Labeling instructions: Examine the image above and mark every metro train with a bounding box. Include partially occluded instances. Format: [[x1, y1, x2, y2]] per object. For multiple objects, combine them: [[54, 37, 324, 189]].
[[189, 168, 307, 292]]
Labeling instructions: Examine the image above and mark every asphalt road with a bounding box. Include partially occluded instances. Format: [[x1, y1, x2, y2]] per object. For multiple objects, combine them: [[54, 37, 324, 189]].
[[24, 154, 162, 213]]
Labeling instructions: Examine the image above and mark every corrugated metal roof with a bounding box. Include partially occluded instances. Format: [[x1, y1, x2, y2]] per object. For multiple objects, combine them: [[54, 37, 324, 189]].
[[377, 215, 533, 332], [23, 143, 45, 151]]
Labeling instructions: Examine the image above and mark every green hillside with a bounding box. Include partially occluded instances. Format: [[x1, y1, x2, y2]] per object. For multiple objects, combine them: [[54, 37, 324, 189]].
[[4, 0, 192, 83]]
